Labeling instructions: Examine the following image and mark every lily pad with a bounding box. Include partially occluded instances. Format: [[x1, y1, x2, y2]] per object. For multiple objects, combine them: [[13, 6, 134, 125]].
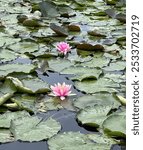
[[10, 116, 61, 142], [36, 96, 63, 112], [73, 93, 121, 109], [0, 49, 18, 63], [75, 77, 120, 94], [0, 63, 36, 79], [50, 23, 68, 36], [102, 114, 126, 138], [0, 111, 29, 128], [48, 59, 74, 72], [61, 66, 102, 81], [0, 79, 17, 106], [8, 76, 50, 94], [0, 129, 14, 143], [11, 94, 37, 113], [48, 132, 111, 150], [87, 134, 117, 145], [79, 57, 110, 68], [103, 61, 126, 71], [77, 105, 112, 128], [8, 42, 39, 54]]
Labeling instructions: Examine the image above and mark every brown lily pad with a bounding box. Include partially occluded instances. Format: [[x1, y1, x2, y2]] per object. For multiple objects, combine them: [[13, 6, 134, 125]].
[[68, 24, 81, 32], [77, 43, 104, 51], [50, 23, 68, 36]]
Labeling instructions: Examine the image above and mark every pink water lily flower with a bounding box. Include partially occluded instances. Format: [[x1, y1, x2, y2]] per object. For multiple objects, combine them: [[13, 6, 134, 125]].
[[50, 82, 74, 100], [56, 42, 71, 55]]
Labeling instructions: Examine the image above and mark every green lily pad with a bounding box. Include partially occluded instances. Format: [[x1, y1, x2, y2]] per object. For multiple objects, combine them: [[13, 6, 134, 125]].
[[0, 33, 21, 47], [0, 129, 14, 143], [0, 111, 29, 128], [87, 134, 117, 145], [103, 61, 126, 71], [73, 93, 121, 109], [36, 96, 63, 112], [0, 63, 36, 79], [8, 42, 39, 54], [10, 116, 61, 142], [48, 59, 74, 72], [61, 66, 102, 81], [8, 76, 50, 94], [48, 132, 111, 150], [75, 77, 120, 94], [79, 57, 110, 68], [0, 79, 17, 106], [102, 114, 126, 138], [77, 105, 112, 128], [0, 49, 18, 63], [11, 94, 37, 113]]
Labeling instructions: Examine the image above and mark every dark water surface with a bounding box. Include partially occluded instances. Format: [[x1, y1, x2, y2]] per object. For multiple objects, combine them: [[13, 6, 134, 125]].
[[0, 58, 125, 150]]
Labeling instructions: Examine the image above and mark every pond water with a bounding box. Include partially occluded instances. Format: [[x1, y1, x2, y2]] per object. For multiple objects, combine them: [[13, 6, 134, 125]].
[[0, 0, 126, 149], [0, 62, 125, 149]]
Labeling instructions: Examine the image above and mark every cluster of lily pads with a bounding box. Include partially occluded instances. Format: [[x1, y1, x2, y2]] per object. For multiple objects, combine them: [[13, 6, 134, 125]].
[[0, 0, 126, 149]]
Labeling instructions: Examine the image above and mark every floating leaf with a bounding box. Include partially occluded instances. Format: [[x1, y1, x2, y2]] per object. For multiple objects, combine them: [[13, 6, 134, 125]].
[[74, 93, 121, 109], [61, 66, 102, 81], [11, 94, 37, 113], [8, 76, 50, 94], [0, 111, 29, 128], [48, 132, 111, 150], [0, 63, 36, 79], [75, 77, 120, 94], [103, 61, 126, 71], [0, 129, 14, 143], [48, 59, 74, 72], [87, 134, 117, 145], [8, 42, 39, 54], [0, 80, 17, 106], [102, 114, 126, 138], [79, 57, 110, 68], [77, 105, 112, 128], [36, 96, 63, 112], [50, 23, 68, 36], [10, 116, 61, 142]]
